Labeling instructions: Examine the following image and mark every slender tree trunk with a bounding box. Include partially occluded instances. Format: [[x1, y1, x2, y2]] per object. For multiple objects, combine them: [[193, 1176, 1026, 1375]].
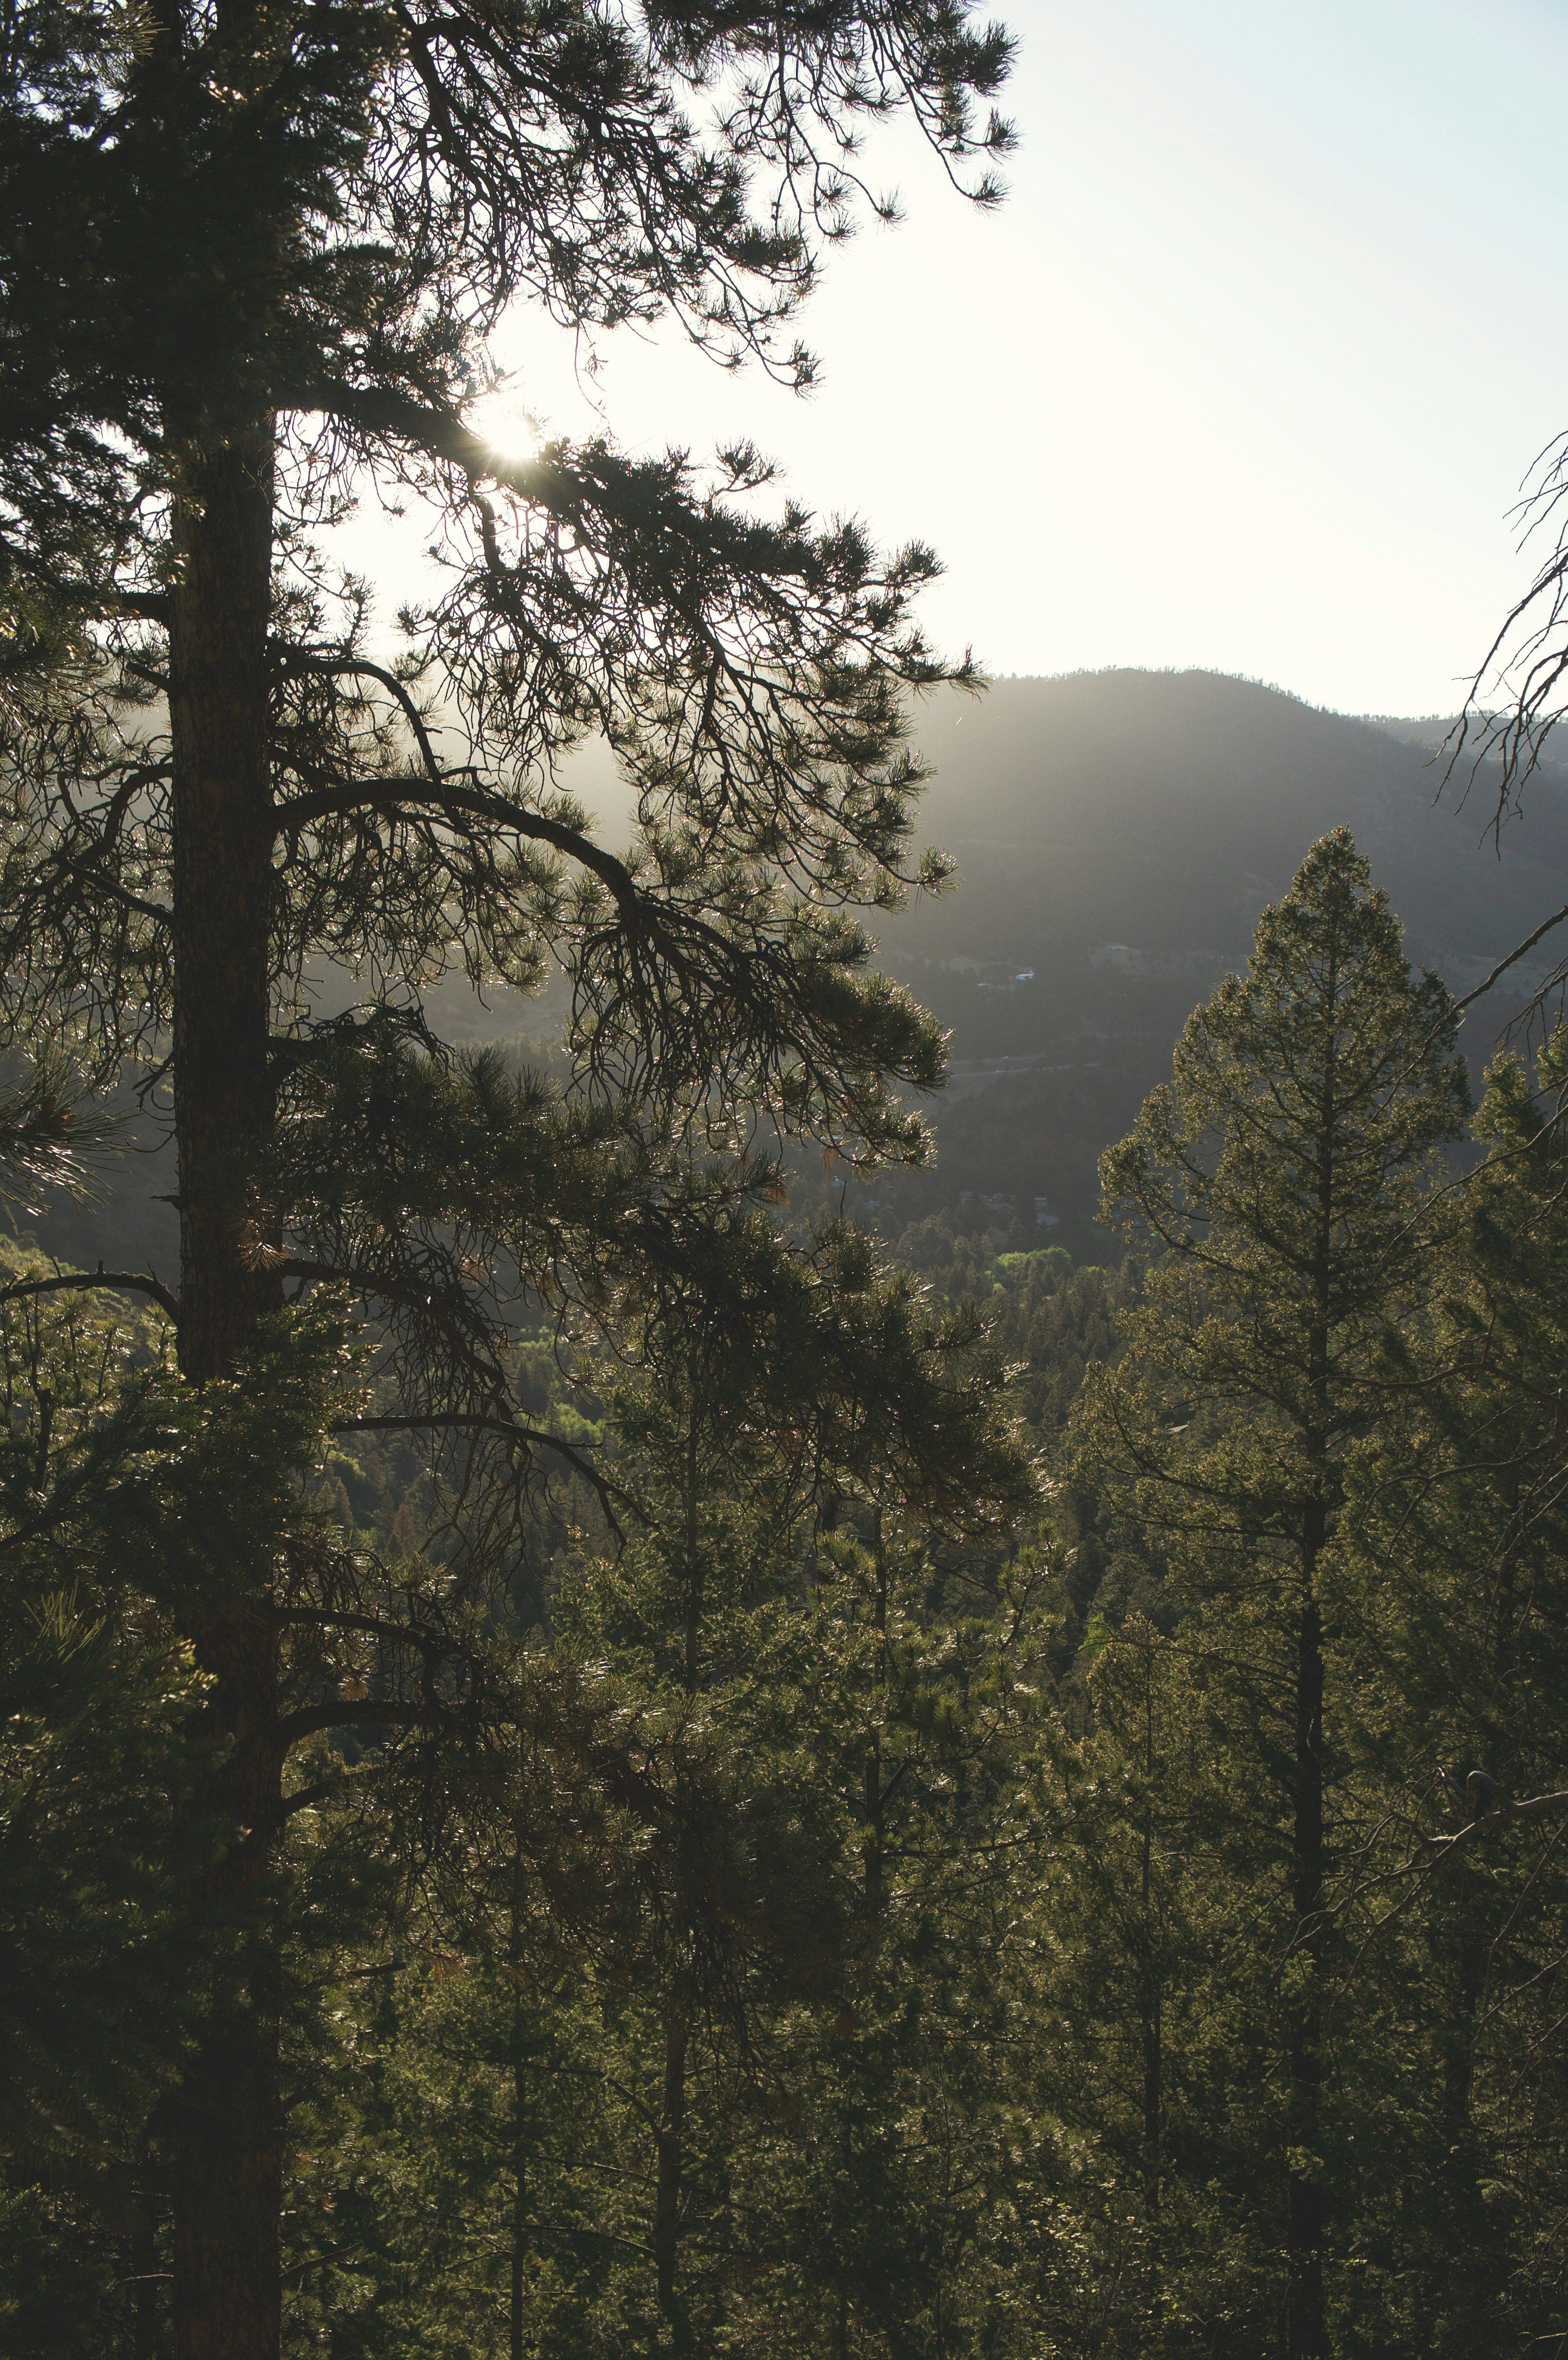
[[1287, 948, 1337, 2360], [1287, 1524, 1327, 2360], [1139, 1628, 1161, 2224], [129, 2205, 163, 2360], [653, 2007, 691, 2352], [1424, 1560, 1520, 2350], [1135, 1628, 1164, 2358], [166, 423, 286, 2360], [1431, 1896, 1491, 2354], [862, 1509, 886, 1917], [1139, 1845, 1163, 2218], [509, 1861, 530, 2360], [657, 1390, 703, 2351], [510, 2042, 528, 2360], [1424, 1561, 1516, 2352], [683, 1405, 702, 1689]]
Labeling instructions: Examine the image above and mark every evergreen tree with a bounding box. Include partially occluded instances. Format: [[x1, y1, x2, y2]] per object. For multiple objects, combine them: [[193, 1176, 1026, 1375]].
[[544, 1213, 1032, 2355], [270, 1208, 1038, 2357], [1334, 1023, 1568, 2352], [1024, 1611, 1279, 2358], [1074, 831, 1470, 2356], [0, 5, 1016, 2350], [0, 1243, 370, 2353]]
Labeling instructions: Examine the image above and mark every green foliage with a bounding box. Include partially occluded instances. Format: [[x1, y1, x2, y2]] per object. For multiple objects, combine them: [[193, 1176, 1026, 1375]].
[[1050, 835, 1487, 2353], [12, 26, 1568, 2330], [248, 1224, 1046, 2357], [0, 1, 1041, 2350], [242, 844, 1568, 2357], [1321, 1022, 1568, 2354]]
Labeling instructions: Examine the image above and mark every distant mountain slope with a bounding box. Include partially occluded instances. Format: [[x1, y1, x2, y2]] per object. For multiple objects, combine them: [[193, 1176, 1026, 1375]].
[[854, 671, 1568, 1249], [891, 668, 1568, 999], [26, 670, 1568, 1274]]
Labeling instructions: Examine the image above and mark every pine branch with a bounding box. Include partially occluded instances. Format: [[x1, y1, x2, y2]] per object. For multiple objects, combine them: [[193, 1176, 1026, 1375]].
[[275, 777, 640, 919], [277, 650, 447, 786], [275, 1693, 479, 1749], [334, 1410, 637, 1530], [0, 1266, 179, 1322], [286, 381, 538, 489]]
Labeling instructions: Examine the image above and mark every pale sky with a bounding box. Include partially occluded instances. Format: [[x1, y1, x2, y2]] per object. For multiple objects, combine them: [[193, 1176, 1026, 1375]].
[[352, 0, 1568, 718]]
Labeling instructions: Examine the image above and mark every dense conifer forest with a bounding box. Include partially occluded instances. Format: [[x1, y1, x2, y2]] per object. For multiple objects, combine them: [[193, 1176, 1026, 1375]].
[[3, 8, 1568, 2359], [11, 832, 1568, 2355]]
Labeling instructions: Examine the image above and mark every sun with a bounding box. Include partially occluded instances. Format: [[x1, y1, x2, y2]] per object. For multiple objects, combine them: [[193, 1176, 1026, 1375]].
[[468, 387, 543, 468]]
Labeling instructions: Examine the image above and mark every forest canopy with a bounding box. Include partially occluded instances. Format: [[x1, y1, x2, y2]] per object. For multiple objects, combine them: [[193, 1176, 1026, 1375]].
[[2, 9, 1568, 2360]]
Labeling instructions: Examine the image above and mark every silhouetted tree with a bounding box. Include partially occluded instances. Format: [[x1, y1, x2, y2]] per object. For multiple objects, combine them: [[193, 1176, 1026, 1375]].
[[0, 4, 1015, 2352], [1077, 831, 1470, 2358]]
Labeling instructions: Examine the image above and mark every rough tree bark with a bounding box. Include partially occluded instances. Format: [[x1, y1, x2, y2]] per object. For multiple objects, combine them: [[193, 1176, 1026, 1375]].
[[1287, 1553, 1326, 2360], [165, 422, 288, 2360], [653, 2007, 691, 2353]]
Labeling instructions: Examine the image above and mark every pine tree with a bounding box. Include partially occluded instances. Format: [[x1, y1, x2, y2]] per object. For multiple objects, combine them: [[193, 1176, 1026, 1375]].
[[0, 1241, 375, 2351], [268, 1208, 1035, 2357], [547, 1214, 1032, 2354], [1076, 831, 1470, 2356], [1024, 1612, 1278, 2358], [0, 6, 1016, 2351], [1332, 1023, 1568, 2350]]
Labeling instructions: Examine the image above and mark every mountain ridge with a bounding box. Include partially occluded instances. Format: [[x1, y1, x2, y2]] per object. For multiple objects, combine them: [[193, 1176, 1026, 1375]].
[[25, 668, 1568, 1270], [853, 668, 1568, 1248]]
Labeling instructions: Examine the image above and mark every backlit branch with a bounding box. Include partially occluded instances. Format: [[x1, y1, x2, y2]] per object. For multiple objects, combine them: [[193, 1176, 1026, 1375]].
[[0, 1266, 180, 1323]]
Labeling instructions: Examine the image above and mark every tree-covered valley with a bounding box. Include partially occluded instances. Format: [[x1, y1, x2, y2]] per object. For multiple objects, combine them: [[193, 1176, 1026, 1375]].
[[3, 8, 1568, 2360]]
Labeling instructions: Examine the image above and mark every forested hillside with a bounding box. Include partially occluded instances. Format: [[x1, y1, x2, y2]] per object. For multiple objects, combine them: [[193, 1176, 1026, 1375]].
[[28, 666, 1566, 1271], [869, 669, 1568, 1249], [12, 829, 1568, 2356], [5, 10, 1568, 2360]]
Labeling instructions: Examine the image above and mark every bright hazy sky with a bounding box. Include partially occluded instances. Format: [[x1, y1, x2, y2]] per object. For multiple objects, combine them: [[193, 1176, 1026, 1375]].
[[360, 0, 1568, 719]]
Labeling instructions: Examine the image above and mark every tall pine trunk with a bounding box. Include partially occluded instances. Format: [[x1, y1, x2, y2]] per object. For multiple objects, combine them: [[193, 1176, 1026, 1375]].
[[1139, 1622, 1162, 2228], [1287, 1560, 1326, 2360], [166, 424, 287, 2360], [1286, 941, 1337, 2360], [1432, 1892, 1494, 2354], [654, 2006, 691, 2352]]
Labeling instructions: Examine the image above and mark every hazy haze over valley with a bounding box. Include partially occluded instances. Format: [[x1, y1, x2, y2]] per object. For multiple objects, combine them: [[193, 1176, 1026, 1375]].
[[32, 667, 1567, 1269], [865, 669, 1568, 1245]]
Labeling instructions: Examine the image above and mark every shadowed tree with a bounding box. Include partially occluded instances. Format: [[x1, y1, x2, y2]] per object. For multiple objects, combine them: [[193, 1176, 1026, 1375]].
[[0, 4, 1016, 2354], [1328, 1023, 1568, 2351], [1075, 831, 1470, 2358]]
